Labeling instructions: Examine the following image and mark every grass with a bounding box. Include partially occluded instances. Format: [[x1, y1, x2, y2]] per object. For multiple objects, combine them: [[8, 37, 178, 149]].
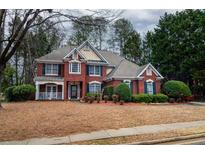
[[1, 101, 205, 141]]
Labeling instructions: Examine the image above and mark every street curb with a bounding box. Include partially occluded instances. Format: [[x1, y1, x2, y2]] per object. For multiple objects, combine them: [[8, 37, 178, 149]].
[[127, 132, 205, 145]]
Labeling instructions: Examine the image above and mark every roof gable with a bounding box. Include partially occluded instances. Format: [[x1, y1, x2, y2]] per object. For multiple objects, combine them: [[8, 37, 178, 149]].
[[136, 63, 164, 78], [63, 41, 108, 64]]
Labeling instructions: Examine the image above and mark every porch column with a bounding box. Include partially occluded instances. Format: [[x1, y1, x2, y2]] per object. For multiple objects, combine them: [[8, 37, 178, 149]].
[[64, 81, 67, 100], [35, 83, 39, 100], [62, 83, 64, 100]]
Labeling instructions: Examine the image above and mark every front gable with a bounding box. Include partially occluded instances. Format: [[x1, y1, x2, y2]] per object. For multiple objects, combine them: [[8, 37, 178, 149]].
[[63, 41, 108, 64], [137, 63, 164, 80]]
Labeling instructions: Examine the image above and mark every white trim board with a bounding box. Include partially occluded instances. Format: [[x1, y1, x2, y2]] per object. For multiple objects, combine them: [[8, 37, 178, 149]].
[[137, 63, 164, 79], [63, 40, 109, 64]]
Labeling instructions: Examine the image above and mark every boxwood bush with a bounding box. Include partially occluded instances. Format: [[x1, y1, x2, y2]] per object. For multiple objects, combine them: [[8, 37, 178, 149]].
[[132, 93, 168, 103], [4, 84, 36, 102], [163, 80, 191, 98], [152, 93, 169, 103], [132, 94, 152, 103], [114, 83, 131, 102], [102, 86, 114, 100]]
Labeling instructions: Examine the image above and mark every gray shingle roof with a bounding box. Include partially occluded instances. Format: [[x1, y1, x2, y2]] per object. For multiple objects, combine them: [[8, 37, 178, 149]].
[[107, 59, 148, 79], [36, 45, 150, 79], [36, 45, 75, 62], [98, 51, 124, 66], [34, 76, 64, 82]]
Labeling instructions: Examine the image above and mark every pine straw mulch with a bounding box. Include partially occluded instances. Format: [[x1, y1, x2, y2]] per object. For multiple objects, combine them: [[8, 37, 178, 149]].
[[1, 101, 205, 141]]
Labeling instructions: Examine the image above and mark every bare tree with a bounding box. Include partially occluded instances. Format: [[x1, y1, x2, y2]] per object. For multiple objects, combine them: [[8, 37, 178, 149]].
[[0, 9, 122, 95]]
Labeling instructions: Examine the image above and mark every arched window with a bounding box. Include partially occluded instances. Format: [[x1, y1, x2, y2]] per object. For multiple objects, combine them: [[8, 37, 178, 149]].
[[89, 82, 101, 93], [145, 79, 154, 94]]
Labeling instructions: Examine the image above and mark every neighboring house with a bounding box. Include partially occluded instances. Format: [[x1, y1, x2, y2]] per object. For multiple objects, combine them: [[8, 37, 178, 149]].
[[34, 41, 163, 100]]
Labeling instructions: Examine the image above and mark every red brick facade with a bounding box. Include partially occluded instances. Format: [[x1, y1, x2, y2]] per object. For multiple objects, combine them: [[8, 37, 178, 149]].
[[36, 62, 162, 100], [104, 71, 161, 94], [36, 59, 162, 100]]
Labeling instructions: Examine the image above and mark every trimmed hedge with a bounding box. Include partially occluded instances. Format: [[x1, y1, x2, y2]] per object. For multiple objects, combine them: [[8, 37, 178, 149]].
[[163, 80, 191, 98], [132, 93, 168, 103], [103, 86, 114, 100], [114, 83, 131, 102], [4, 84, 36, 102], [86, 92, 100, 98]]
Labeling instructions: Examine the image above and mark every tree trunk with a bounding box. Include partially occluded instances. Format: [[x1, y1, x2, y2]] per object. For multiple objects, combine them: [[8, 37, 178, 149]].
[[0, 63, 6, 93]]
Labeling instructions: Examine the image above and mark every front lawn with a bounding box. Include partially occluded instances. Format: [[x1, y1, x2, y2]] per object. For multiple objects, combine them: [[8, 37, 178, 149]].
[[1, 101, 205, 141]]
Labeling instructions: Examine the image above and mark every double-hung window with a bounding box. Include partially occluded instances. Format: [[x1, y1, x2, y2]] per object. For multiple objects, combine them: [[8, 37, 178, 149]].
[[45, 64, 58, 75], [89, 65, 101, 76], [89, 83, 101, 93], [69, 62, 80, 74]]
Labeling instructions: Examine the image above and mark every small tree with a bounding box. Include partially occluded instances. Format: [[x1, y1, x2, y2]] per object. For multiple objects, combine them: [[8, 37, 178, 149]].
[[114, 83, 131, 102]]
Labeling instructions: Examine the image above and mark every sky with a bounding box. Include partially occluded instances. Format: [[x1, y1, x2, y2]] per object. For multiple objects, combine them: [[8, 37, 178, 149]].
[[61, 9, 181, 44], [122, 9, 179, 36]]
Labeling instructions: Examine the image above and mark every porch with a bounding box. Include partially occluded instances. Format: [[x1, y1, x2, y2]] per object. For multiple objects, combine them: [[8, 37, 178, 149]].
[[35, 80, 64, 100]]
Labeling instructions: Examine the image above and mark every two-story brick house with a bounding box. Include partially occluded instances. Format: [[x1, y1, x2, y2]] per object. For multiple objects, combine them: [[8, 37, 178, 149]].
[[34, 41, 163, 100]]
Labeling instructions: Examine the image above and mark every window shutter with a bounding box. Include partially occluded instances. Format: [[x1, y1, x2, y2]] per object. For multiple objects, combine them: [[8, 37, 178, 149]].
[[144, 81, 147, 94], [86, 65, 89, 75], [42, 64, 45, 75], [153, 82, 156, 94], [58, 64, 61, 76], [87, 84, 89, 93], [100, 66, 103, 76], [130, 81, 133, 94]]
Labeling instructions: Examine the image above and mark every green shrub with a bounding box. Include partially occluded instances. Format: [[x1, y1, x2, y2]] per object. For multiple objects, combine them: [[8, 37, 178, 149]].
[[86, 92, 100, 98], [163, 80, 191, 98], [114, 83, 131, 102], [4, 84, 35, 102], [152, 93, 169, 103], [133, 93, 168, 103], [103, 86, 114, 100], [132, 94, 152, 103], [4, 86, 15, 102]]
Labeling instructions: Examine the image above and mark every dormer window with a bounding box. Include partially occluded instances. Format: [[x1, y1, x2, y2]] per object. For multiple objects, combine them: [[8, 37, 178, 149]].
[[69, 62, 81, 74], [146, 67, 152, 76]]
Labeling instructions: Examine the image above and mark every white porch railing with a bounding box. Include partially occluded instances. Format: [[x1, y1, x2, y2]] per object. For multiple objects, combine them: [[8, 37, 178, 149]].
[[38, 92, 63, 100]]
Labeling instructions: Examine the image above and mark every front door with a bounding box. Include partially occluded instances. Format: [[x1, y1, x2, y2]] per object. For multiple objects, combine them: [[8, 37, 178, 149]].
[[71, 85, 77, 99]]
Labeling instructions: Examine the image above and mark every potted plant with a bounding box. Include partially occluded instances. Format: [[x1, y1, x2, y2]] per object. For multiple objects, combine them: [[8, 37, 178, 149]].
[[89, 96, 95, 104], [112, 94, 119, 104], [120, 100, 124, 105], [103, 95, 109, 103], [96, 95, 101, 103]]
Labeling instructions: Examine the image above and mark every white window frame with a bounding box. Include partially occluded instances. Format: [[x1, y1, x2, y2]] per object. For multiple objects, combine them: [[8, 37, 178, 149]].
[[69, 62, 81, 74], [45, 64, 59, 76], [89, 81, 101, 93], [146, 67, 152, 76], [123, 80, 131, 88], [89, 65, 101, 76], [146, 82, 153, 94]]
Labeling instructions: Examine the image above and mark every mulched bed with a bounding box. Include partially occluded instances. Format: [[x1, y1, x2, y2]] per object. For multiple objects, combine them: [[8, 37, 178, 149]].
[[0, 101, 205, 141]]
